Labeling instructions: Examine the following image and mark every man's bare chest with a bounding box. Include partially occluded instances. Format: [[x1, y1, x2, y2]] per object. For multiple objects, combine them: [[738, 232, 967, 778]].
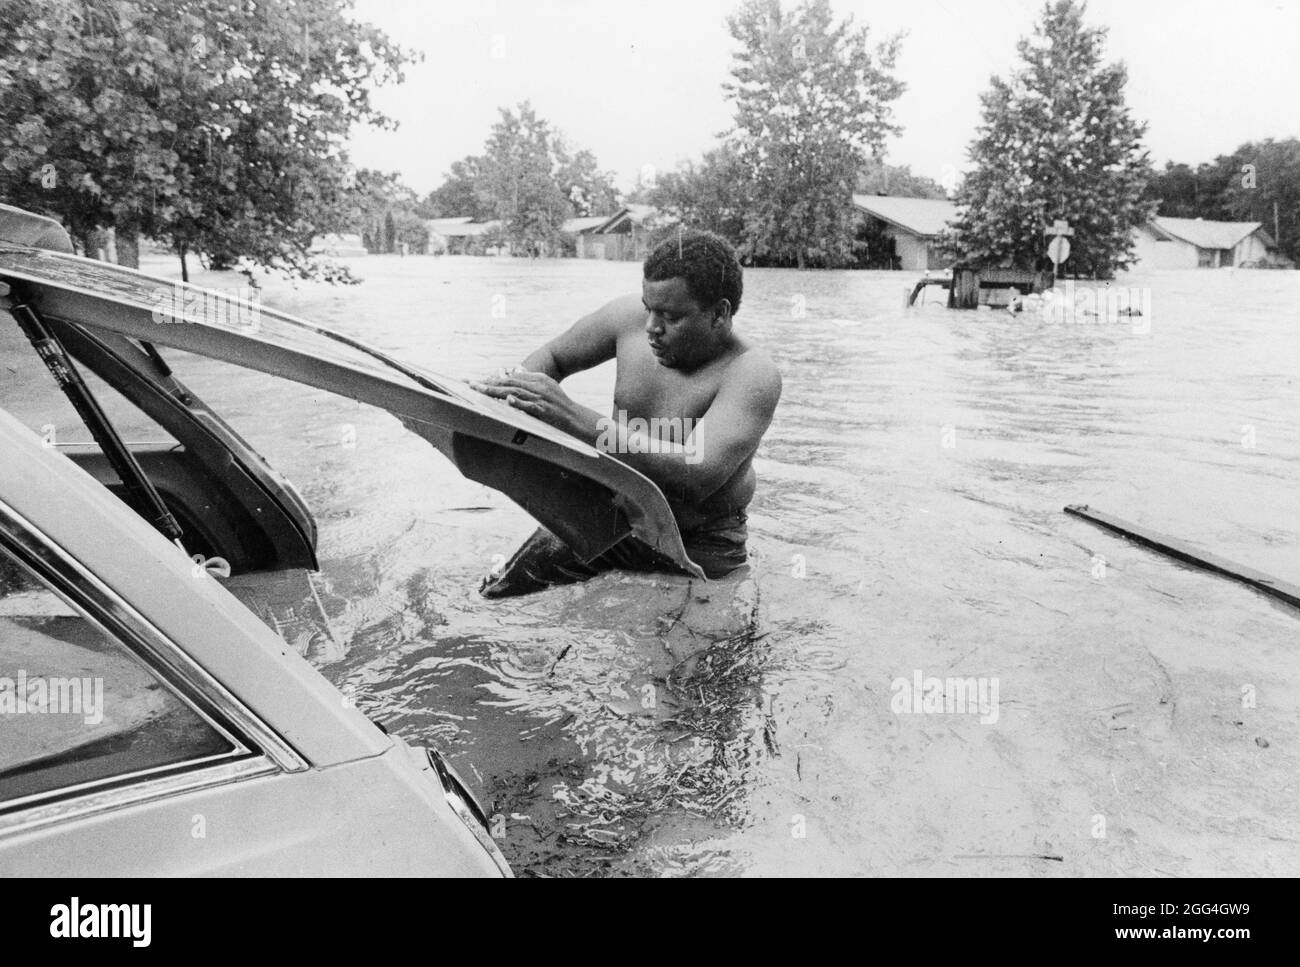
[[612, 339, 724, 421]]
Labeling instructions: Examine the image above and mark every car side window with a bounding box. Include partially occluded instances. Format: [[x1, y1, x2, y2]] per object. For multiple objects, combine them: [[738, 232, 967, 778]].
[[0, 548, 243, 808]]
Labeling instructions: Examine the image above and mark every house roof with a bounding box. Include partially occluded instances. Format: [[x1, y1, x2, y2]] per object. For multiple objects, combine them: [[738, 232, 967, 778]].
[[426, 217, 499, 237], [560, 215, 609, 234], [1152, 217, 1263, 251], [592, 204, 658, 234], [852, 194, 958, 237], [309, 233, 366, 254]]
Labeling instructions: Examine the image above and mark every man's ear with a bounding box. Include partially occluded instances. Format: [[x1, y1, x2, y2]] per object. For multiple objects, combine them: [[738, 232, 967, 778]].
[[712, 299, 733, 325]]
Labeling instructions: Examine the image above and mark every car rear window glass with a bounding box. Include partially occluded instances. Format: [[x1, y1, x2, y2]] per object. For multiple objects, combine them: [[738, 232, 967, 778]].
[[0, 549, 240, 808], [0, 319, 177, 447]]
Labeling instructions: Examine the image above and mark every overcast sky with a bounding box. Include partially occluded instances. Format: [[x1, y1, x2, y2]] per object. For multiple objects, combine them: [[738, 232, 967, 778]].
[[347, 0, 1299, 196]]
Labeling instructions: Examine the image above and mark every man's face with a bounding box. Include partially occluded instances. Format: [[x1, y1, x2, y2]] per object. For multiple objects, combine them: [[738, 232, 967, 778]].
[[642, 277, 721, 369]]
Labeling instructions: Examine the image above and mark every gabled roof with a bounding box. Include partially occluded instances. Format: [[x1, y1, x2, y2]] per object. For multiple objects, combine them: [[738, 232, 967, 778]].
[[592, 204, 658, 234], [1153, 217, 1264, 251], [852, 194, 957, 237], [560, 215, 609, 234], [426, 217, 500, 237]]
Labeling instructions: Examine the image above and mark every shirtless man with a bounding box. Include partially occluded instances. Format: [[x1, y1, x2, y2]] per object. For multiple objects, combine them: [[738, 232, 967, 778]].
[[471, 229, 781, 596]]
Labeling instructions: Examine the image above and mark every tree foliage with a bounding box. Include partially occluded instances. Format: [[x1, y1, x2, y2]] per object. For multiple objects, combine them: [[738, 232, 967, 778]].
[[0, 0, 416, 281], [644, 143, 750, 243], [424, 101, 620, 255], [856, 160, 947, 200], [346, 169, 428, 253], [944, 0, 1152, 278], [556, 145, 619, 218], [425, 155, 493, 220], [1144, 162, 1204, 218], [725, 0, 904, 268], [476, 102, 570, 255]]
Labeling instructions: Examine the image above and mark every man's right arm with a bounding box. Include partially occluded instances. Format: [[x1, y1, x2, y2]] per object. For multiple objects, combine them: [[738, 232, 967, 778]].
[[521, 294, 642, 380]]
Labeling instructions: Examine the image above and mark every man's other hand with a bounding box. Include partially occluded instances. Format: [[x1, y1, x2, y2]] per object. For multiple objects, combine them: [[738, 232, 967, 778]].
[[469, 369, 583, 435]]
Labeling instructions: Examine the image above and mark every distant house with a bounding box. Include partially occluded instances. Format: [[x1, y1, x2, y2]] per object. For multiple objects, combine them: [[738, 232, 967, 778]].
[[425, 217, 507, 255], [576, 204, 663, 260], [851, 194, 957, 270], [556, 215, 609, 258], [560, 215, 609, 236], [1132, 217, 1281, 269], [852, 196, 1288, 273], [425, 216, 473, 237], [309, 233, 367, 257]]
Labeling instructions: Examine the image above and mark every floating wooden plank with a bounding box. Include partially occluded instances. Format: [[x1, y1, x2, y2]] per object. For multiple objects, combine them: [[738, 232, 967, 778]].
[[1064, 504, 1300, 610]]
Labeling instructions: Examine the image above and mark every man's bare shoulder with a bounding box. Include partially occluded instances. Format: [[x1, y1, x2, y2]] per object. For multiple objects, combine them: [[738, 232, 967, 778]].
[[727, 343, 783, 400]]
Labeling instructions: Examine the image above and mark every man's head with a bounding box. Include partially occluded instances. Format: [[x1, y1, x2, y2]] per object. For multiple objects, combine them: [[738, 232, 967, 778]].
[[641, 229, 743, 370]]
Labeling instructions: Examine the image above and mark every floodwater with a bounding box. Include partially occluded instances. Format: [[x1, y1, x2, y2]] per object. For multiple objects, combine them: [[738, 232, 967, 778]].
[[8, 253, 1300, 876]]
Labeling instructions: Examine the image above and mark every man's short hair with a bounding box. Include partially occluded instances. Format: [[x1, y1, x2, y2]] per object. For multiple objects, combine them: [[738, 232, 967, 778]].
[[643, 229, 743, 317]]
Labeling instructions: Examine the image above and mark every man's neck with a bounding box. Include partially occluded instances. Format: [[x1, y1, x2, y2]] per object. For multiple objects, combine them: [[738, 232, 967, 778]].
[[674, 333, 741, 373]]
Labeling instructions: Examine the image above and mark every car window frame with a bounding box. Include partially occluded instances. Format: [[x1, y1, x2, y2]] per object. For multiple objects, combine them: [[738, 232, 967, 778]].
[[0, 496, 309, 836]]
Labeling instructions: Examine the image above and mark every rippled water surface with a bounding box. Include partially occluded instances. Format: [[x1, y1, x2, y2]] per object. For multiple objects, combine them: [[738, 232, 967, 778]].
[[9, 254, 1300, 876]]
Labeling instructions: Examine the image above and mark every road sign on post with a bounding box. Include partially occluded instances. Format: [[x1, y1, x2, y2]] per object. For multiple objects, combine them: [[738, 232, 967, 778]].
[[1044, 219, 1074, 239], [1045, 219, 1074, 277]]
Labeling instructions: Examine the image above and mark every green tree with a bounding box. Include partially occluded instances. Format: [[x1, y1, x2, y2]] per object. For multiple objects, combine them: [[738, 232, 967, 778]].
[[349, 169, 428, 253], [645, 143, 750, 244], [555, 145, 619, 218], [1, 0, 184, 264], [425, 155, 492, 220], [725, 0, 904, 268], [856, 160, 948, 199], [1144, 161, 1216, 219], [476, 102, 575, 255], [945, 0, 1153, 278], [391, 208, 430, 253], [0, 0, 415, 281], [425, 107, 618, 252]]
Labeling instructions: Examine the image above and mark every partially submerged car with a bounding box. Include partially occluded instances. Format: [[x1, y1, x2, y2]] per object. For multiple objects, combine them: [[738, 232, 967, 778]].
[[0, 203, 705, 876]]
